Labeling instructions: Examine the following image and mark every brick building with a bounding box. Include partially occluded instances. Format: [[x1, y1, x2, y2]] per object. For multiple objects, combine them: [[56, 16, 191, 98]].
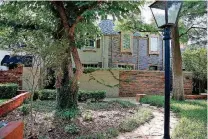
[[77, 19, 164, 70]]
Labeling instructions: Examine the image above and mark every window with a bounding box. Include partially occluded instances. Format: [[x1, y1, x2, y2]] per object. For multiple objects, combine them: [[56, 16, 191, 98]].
[[85, 39, 95, 48], [149, 66, 158, 70], [149, 36, 159, 54], [121, 33, 132, 53], [118, 64, 134, 70], [82, 63, 99, 68]]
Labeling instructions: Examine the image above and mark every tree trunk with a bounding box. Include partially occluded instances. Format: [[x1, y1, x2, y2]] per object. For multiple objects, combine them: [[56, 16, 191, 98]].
[[52, 1, 83, 109], [171, 25, 185, 100], [56, 52, 78, 109]]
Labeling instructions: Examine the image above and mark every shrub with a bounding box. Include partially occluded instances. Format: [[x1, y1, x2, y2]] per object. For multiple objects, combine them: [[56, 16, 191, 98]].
[[108, 100, 137, 108], [65, 124, 80, 134], [91, 90, 106, 102], [20, 104, 30, 116], [82, 110, 93, 121], [78, 90, 90, 102], [78, 90, 106, 102], [0, 83, 18, 99], [33, 91, 39, 101], [56, 108, 80, 120], [39, 89, 56, 100], [106, 128, 119, 138], [23, 98, 30, 104], [85, 100, 137, 110]]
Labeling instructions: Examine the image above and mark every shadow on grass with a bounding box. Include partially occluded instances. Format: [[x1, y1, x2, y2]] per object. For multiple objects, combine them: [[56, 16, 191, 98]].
[[140, 95, 207, 139]]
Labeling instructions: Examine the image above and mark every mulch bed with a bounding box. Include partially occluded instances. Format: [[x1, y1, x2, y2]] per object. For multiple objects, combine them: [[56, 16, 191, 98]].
[[0, 101, 139, 139]]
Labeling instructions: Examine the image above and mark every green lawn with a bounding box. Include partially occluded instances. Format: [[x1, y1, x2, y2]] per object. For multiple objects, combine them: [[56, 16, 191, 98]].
[[0, 99, 8, 105], [140, 95, 207, 139]]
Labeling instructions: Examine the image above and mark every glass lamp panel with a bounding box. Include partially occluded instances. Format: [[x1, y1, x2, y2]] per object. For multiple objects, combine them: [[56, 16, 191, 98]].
[[150, 1, 166, 27], [167, 1, 182, 24], [151, 7, 166, 27]]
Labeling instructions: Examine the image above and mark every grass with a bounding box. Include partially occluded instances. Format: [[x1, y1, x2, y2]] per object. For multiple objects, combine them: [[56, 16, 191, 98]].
[[0, 99, 8, 104], [118, 108, 153, 132], [140, 95, 207, 139], [84, 99, 137, 110], [75, 128, 119, 139]]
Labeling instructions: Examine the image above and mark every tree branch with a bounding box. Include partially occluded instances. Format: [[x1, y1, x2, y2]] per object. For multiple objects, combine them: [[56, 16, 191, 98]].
[[179, 25, 207, 38], [0, 19, 54, 33]]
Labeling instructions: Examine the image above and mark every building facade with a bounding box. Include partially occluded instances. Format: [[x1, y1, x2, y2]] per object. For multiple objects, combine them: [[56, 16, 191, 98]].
[[77, 20, 164, 70]]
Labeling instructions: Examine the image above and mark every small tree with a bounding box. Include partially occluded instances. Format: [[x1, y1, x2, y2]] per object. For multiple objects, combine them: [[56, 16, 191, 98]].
[[0, 1, 145, 109], [183, 48, 207, 93]]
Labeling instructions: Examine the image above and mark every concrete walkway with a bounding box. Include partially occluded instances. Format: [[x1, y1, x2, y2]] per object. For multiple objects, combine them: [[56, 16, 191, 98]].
[[117, 104, 178, 139]]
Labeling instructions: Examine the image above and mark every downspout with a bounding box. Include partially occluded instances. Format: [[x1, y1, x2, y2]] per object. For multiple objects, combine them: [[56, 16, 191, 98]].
[[111, 35, 113, 67], [102, 36, 105, 68], [137, 38, 139, 70]]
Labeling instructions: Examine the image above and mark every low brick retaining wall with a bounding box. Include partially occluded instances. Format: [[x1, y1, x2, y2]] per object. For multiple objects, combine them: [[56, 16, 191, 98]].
[[0, 66, 23, 89], [185, 95, 207, 100], [119, 70, 193, 97], [0, 91, 30, 117], [0, 121, 24, 139]]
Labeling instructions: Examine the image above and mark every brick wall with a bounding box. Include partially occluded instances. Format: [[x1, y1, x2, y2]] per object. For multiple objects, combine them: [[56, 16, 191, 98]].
[[0, 91, 30, 117], [108, 35, 164, 70], [119, 70, 192, 97], [0, 66, 23, 89]]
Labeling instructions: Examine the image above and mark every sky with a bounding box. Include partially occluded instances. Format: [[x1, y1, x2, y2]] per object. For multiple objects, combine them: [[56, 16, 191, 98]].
[[141, 3, 153, 24]]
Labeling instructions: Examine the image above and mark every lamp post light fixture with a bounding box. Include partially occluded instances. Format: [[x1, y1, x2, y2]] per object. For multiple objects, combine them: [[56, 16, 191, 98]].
[[149, 1, 182, 139]]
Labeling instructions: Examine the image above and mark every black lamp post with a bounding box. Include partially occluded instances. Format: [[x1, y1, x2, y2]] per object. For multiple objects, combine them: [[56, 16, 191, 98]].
[[149, 1, 182, 139]]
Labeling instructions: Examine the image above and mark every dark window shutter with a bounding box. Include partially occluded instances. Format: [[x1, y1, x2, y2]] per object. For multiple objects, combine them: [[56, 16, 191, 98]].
[[96, 39, 100, 48]]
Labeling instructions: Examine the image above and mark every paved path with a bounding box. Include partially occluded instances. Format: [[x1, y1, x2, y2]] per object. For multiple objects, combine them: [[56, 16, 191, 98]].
[[117, 104, 178, 139]]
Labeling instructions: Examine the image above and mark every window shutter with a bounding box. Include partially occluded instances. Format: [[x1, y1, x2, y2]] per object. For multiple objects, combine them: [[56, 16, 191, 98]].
[[96, 39, 100, 48]]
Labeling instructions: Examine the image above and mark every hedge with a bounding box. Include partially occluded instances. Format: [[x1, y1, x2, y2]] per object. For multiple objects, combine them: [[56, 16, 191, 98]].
[[34, 89, 106, 102], [0, 83, 18, 99], [78, 90, 106, 102], [39, 89, 56, 100]]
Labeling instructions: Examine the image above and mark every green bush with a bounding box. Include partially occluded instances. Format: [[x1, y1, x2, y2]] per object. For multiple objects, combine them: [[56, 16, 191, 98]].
[[20, 104, 30, 116], [108, 100, 137, 108], [106, 128, 119, 138], [85, 100, 137, 110], [39, 89, 56, 100], [0, 83, 18, 99], [78, 90, 106, 102], [33, 91, 39, 100], [56, 108, 80, 120], [82, 110, 93, 121], [65, 124, 80, 134]]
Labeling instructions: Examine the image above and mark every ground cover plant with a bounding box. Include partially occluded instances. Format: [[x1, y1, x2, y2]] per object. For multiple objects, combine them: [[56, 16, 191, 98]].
[[140, 95, 207, 139], [0, 99, 153, 139], [0, 99, 8, 105]]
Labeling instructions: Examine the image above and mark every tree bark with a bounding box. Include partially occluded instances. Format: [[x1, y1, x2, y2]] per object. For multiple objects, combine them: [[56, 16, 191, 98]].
[[52, 1, 83, 109], [171, 25, 185, 100]]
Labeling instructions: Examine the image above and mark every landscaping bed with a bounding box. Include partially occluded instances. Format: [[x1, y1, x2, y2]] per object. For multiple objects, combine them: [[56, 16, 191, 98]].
[[140, 95, 207, 139], [0, 100, 153, 139]]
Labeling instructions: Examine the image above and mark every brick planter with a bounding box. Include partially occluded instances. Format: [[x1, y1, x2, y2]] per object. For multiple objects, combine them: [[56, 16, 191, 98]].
[[0, 121, 24, 139], [185, 94, 207, 100], [136, 94, 146, 102], [0, 92, 31, 117]]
